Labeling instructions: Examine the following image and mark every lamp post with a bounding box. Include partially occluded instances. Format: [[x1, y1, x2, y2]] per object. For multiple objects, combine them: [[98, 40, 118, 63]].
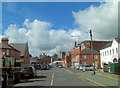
[[89, 29, 95, 75], [71, 35, 80, 45]]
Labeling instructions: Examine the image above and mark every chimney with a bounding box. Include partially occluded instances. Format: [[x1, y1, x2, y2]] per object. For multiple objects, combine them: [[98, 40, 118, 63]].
[[114, 38, 119, 39], [1, 37, 9, 45], [74, 41, 76, 49]]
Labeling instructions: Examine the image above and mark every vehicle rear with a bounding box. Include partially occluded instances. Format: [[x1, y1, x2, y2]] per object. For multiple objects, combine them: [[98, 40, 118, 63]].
[[21, 66, 37, 78]]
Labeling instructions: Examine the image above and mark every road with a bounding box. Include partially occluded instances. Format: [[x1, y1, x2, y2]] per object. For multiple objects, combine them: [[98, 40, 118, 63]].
[[11, 67, 99, 87]]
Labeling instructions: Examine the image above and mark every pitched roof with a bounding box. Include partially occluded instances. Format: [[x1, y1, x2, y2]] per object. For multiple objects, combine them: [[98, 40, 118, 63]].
[[101, 42, 112, 50], [0, 43, 11, 49], [0, 43, 20, 52], [80, 48, 99, 54], [10, 43, 26, 56]]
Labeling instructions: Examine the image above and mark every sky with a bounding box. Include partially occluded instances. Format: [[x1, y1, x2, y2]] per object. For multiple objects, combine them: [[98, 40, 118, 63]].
[[0, 1, 118, 57]]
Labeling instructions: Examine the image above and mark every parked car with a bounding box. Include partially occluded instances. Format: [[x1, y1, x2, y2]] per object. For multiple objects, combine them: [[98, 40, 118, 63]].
[[75, 65, 80, 70], [42, 64, 49, 70], [40, 64, 44, 70], [59, 65, 64, 68], [85, 64, 96, 71], [79, 65, 86, 71], [71, 65, 75, 69], [21, 66, 37, 78], [56, 64, 60, 67]]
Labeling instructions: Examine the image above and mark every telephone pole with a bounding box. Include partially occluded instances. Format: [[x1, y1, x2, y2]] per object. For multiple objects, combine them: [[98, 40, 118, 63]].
[[89, 30, 95, 75]]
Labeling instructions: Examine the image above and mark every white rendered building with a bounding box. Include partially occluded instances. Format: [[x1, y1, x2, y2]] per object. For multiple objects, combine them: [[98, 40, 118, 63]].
[[100, 38, 119, 68]]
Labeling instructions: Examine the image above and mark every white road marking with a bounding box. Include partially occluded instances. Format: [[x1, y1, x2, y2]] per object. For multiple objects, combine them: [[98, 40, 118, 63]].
[[51, 73, 54, 86]]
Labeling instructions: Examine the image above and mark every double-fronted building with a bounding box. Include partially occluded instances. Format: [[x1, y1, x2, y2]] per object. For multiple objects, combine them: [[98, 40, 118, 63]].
[[100, 38, 119, 68]]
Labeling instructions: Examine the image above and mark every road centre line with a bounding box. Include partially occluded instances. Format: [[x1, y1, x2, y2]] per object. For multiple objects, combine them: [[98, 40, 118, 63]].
[[51, 73, 54, 86]]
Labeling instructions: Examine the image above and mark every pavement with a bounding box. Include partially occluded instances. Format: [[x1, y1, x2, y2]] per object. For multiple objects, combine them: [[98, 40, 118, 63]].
[[64, 67, 119, 87], [96, 70, 118, 80]]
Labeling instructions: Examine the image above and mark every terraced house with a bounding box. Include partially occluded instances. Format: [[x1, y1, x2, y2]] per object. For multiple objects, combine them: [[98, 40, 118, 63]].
[[0, 37, 30, 67], [71, 40, 111, 68], [0, 38, 21, 67]]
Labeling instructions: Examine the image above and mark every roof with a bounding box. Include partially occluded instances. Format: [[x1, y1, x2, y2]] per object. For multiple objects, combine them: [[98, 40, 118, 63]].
[[10, 43, 26, 56], [0, 43, 12, 49], [0, 43, 20, 52], [78, 40, 112, 45], [80, 48, 99, 54], [114, 38, 120, 43], [101, 42, 112, 50], [1, 37, 8, 41]]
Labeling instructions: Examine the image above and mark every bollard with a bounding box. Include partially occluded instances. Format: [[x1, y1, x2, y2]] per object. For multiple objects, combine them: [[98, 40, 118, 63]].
[[2, 73, 8, 87]]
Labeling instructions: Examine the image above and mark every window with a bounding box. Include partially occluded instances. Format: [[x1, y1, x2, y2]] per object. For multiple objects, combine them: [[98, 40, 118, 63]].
[[6, 49, 9, 56], [83, 55, 86, 59], [103, 52, 104, 56], [107, 51, 109, 56], [102, 42, 104, 46], [83, 62, 86, 65], [95, 55, 98, 59], [100, 53, 102, 57], [105, 51, 106, 56], [110, 50, 111, 55], [95, 62, 98, 68], [112, 49, 114, 55], [116, 48, 118, 53]]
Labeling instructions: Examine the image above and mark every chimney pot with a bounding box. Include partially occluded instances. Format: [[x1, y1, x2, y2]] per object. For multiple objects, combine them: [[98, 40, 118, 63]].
[[1, 37, 9, 45]]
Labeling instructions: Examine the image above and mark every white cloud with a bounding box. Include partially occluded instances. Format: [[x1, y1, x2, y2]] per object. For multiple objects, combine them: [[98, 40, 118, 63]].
[[72, 2, 118, 40], [3, 1, 117, 56]]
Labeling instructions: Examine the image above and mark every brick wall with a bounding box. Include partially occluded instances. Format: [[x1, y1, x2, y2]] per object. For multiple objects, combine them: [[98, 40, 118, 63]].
[[80, 54, 100, 68]]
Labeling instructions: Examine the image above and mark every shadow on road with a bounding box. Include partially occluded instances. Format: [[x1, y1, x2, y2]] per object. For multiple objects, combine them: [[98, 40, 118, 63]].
[[35, 76, 47, 79]]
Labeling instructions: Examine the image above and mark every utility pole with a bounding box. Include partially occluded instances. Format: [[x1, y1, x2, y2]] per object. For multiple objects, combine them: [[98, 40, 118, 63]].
[[89, 30, 95, 75]]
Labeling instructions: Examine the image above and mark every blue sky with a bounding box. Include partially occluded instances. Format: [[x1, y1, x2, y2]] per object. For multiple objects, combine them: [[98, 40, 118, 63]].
[[2, 2, 100, 34], [1, 2, 117, 56]]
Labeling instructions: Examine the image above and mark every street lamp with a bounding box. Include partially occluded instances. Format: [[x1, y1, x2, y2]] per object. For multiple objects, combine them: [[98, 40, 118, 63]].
[[71, 35, 80, 45]]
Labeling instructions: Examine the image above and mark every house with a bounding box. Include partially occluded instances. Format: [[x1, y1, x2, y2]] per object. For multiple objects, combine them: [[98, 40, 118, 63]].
[[100, 38, 119, 68], [0, 38, 21, 67], [39, 53, 51, 64], [79, 48, 100, 68], [71, 40, 111, 68], [10, 42, 30, 65], [71, 41, 80, 66], [64, 52, 71, 67], [59, 51, 65, 60]]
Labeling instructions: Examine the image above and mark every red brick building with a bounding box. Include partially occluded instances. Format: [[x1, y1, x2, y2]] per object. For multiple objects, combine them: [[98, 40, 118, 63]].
[[79, 48, 100, 68], [71, 41, 80, 66], [10, 43, 30, 65], [0, 38, 21, 67], [64, 52, 71, 67], [71, 40, 111, 68]]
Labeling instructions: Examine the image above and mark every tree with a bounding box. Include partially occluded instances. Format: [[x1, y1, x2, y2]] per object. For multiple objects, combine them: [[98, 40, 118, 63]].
[[52, 54, 58, 58]]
